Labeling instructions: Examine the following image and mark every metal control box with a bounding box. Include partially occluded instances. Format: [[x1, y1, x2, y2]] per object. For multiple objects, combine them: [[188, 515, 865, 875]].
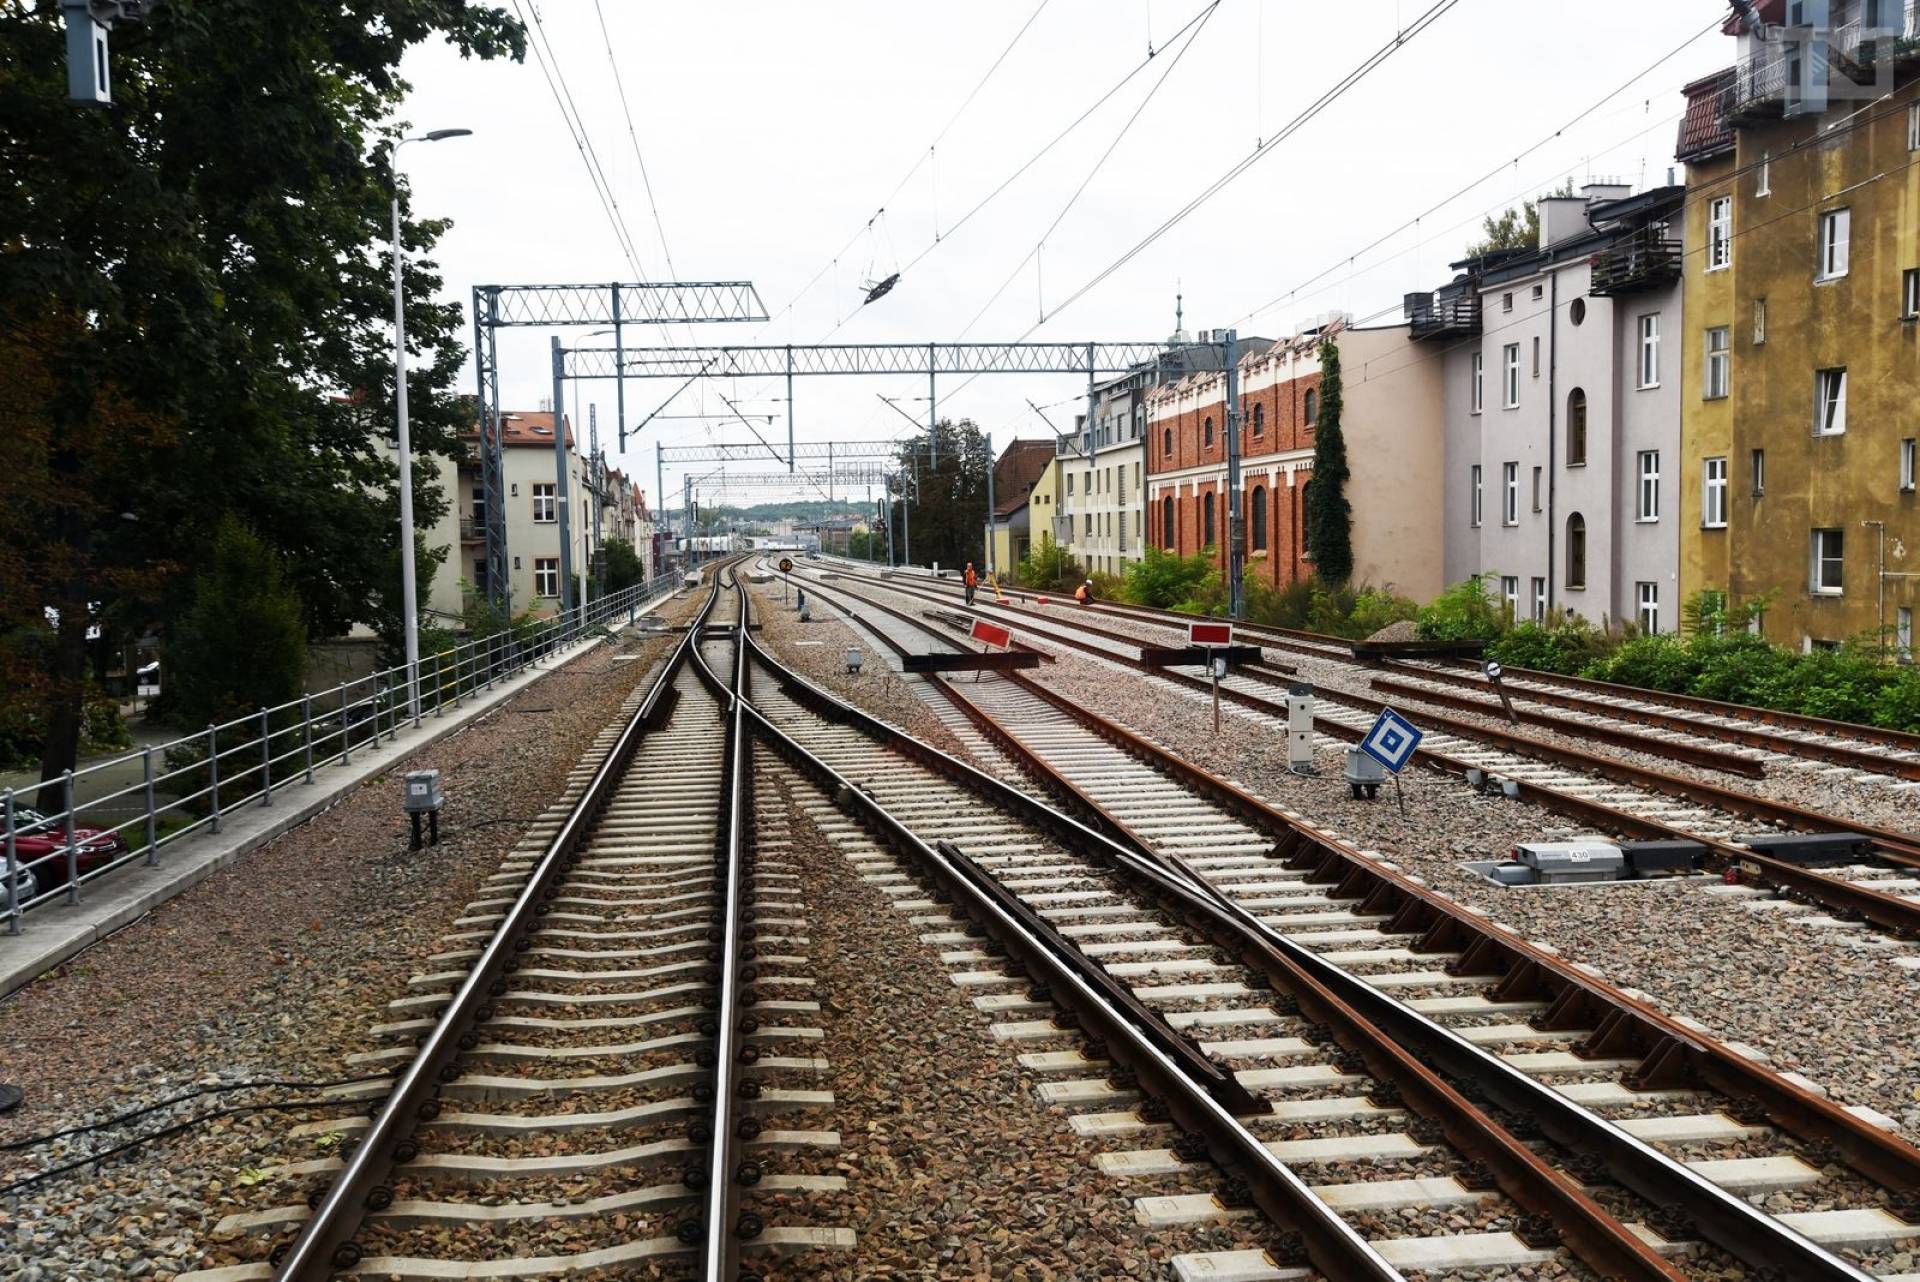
[[1286, 682, 1315, 772], [1343, 747, 1385, 799], [1514, 840, 1625, 884], [403, 769, 444, 814]]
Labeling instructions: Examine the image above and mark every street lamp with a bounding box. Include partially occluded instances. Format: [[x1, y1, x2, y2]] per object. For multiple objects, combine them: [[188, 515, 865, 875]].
[[391, 127, 472, 724]]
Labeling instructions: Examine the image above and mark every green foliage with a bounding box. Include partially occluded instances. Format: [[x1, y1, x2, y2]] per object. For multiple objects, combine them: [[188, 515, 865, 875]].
[[1486, 618, 1610, 674], [1017, 534, 1082, 591], [1415, 575, 1505, 642], [1464, 180, 1573, 256], [1304, 338, 1353, 585], [883, 419, 993, 569], [1243, 574, 1415, 638], [1578, 634, 1699, 693], [156, 519, 309, 727], [1168, 567, 1228, 617], [603, 538, 645, 593], [1122, 546, 1218, 609], [1089, 570, 1128, 601]]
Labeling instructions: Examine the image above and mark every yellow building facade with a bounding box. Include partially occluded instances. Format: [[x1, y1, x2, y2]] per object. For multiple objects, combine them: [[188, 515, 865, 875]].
[[1677, 38, 1920, 655]]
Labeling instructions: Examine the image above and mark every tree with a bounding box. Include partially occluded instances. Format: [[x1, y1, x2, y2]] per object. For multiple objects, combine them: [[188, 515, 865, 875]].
[[1304, 338, 1353, 585], [1017, 534, 1081, 590], [0, 1, 525, 793], [884, 419, 992, 569], [1465, 180, 1576, 257], [156, 518, 308, 729], [603, 538, 645, 593]]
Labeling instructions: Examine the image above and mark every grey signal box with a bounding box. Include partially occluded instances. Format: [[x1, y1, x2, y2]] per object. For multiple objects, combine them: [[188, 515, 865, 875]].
[[403, 769, 444, 814]]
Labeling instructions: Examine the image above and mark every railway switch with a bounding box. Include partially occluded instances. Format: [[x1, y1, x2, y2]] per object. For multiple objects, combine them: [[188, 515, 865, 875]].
[[403, 769, 443, 849]]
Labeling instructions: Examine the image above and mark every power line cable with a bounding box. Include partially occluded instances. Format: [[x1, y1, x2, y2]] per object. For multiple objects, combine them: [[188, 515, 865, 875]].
[[590, 0, 679, 281]]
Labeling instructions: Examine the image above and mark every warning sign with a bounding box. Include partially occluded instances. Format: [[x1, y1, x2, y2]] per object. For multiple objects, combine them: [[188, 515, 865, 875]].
[[970, 618, 1012, 650]]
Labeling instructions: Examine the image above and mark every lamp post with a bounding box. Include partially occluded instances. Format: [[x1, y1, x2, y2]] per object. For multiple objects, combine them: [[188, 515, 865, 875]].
[[392, 127, 472, 722]]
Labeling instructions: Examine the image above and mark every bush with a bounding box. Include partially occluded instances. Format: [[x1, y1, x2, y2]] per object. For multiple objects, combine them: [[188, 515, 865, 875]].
[[157, 518, 309, 728], [1169, 566, 1228, 616], [1347, 587, 1420, 638], [603, 538, 645, 592], [1580, 634, 1699, 693], [1415, 575, 1504, 642], [1871, 670, 1920, 731], [1017, 534, 1082, 591], [1487, 618, 1609, 675], [1123, 546, 1217, 609], [1089, 570, 1127, 601]]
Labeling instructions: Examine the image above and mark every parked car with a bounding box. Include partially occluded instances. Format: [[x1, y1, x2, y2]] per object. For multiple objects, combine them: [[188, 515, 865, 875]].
[[5, 807, 129, 905]]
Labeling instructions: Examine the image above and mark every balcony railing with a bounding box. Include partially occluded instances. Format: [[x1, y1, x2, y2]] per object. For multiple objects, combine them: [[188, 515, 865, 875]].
[[1722, 44, 1796, 122], [1404, 291, 1482, 341], [1589, 231, 1683, 296], [460, 516, 484, 542], [1831, 6, 1920, 74]]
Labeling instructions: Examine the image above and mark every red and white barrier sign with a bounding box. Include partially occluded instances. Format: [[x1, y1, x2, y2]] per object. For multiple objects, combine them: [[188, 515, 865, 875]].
[[1188, 621, 1233, 647], [971, 618, 1013, 650]]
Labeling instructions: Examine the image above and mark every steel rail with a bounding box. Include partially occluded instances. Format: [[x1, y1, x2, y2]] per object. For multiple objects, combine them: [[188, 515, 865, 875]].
[[774, 569, 1913, 1277], [791, 565, 1920, 1200], [271, 575, 724, 1279], [814, 565, 1920, 934]]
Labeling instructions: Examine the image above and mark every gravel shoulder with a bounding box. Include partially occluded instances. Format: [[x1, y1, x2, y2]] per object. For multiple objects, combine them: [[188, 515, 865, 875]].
[[0, 599, 701, 1281]]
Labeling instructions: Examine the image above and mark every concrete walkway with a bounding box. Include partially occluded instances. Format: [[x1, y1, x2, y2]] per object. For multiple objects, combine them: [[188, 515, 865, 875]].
[[0, 599, 681, 1001]]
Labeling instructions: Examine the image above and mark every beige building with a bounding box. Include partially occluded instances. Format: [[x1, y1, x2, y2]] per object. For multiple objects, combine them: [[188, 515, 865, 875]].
[[442, 410, 592, 618]]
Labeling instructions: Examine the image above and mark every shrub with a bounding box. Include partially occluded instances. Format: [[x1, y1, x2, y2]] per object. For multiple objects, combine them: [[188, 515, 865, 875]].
[[1169, 566, 1228, 616], [1123, 546, 1217, 609], [1870, 670, 1920, 732], [1244, 575, 1315, 629], [1345, 587, 1419, 638], [1415, 575, 1503, 642], [1488, 619, 1607, 674], [1017, 534, 1083, 591], [1089, 570, 1127, 601], [1580, 634, 1699, 693], [157, 518, 309, 728]]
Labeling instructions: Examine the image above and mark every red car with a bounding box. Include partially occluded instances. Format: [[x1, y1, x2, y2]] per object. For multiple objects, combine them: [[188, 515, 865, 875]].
[[5, 808, 129, 905]]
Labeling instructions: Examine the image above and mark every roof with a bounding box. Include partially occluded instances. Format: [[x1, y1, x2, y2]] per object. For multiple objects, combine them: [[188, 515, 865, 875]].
[[993, 439, 1055, 518], [469, 410, 576, 449], [1676, 69, 1735, 164]]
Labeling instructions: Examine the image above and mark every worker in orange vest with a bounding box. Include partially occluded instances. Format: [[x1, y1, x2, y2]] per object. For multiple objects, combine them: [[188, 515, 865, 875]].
[[964, 561, 978, 606], [1075, 578, 1092, 605]]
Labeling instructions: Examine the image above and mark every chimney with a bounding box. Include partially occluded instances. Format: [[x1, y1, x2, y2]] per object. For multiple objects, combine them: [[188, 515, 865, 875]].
[[1581, 181, 1632, 204], [1538, 195, 1589, 249]]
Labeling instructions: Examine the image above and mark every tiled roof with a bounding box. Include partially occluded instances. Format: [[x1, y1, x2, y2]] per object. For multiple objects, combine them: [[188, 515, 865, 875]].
[[469, 410, 575, 449], [1676, 68, 1735, 163], [993, 439, 1055, 517]]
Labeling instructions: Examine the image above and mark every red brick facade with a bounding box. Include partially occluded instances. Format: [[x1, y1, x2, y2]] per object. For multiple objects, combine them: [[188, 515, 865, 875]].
[[1147, 339, 1328, 589]]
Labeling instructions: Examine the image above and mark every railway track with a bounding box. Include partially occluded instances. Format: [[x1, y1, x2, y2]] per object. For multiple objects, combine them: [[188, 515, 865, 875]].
[[807, 562, 1920, 941], [741, 568, 1920, 1280], [183, 564, 851, 1281]]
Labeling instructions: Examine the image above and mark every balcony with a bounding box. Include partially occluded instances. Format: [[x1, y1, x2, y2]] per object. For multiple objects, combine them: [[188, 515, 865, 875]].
[[460, 516, 485, 543], [1588, 230, 1682, 297], [1721, 44, 1797, 123], [1404, 291, 1481, 341], [457, 440, 484, 471], [1832, 6, 1920, 76]]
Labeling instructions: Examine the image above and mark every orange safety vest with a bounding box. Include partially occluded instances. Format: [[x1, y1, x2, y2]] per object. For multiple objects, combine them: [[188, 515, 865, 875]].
[[965, 566, 977, 586], [1075, 583, 1088, 603]]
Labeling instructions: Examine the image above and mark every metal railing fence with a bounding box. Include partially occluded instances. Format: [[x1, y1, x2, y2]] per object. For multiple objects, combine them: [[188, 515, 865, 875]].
[[2, 570, 684, 934]]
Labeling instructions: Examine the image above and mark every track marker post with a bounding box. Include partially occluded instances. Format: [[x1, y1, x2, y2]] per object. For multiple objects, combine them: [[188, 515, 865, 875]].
[[1483, 659, 1517, 723]]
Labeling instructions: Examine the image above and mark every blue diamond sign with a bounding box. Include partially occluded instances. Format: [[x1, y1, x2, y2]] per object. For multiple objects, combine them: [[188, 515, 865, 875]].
[[1359, 707, 1423, 774]]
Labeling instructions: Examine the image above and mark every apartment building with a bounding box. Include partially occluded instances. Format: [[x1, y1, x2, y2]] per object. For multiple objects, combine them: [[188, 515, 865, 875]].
[[986, 438, 1058, 575], [1061, 381, 1146, 579], [449, 410, 592, 618], [1145, 320, 1445, 600], [1677, 1, 1920, 653], [1417, 183, 1685, 631]]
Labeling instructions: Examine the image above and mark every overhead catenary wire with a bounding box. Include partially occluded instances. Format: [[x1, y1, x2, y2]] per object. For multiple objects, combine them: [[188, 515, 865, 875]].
[[590, 0, 679, 281]]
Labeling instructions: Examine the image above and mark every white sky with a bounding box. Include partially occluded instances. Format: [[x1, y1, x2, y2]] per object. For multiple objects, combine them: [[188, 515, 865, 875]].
[[396, 0, 1733, 512]]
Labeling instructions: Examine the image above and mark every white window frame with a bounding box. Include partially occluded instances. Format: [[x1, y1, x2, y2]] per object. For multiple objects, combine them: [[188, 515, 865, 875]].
[[1637, 313, 1661, 389], [1502, 343, 1521, 408], [1501, 291, 1514, 313], [1703, 456, 1728, 529], [1531, 465, 1542, 513], [1751, 448, 1766, 496], [1705, 326, 1730, 399], [1637, 582, 1660, 634], [1501, 576, 1519, 621], [1756, 154, 1770, 198], [1469, 464, 1483, 527], [1904, 268, 1920, 320], [1818, 208, 1851, 281], [531, 482, 557, 523], [1531, 577, 1546, 622], [1811, 528, 1845, 595], [1902, 437, 1917, 493], [1532, 335, 1540, 378], [534, 556, 560, 598], [1909, 102, 1920, 151], [1899, 605, 1914, 662], [1636, 450, 1661, 522], [1470, 352, 1484, 414], [1502, 461, 1519, 526], [1707, 196, 1733, 271], [1753, 297, 1767, 345], [1814, 367, 1848, 436]]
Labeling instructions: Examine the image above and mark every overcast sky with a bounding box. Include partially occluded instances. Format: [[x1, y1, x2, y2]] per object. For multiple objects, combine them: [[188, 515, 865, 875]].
[[396, 0, 1732, 512]]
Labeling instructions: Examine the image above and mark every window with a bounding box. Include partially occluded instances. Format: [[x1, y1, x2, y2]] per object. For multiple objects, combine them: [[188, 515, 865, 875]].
[[1566, 388, 1587, 465], [1566, 513, 1587, 589], [1637, 313, 1661, 388], [1163, 427, 1173, 456], [1756, 154, 1771, 198], [1118, 511, 1129, 554], [1251, 486, 1268, 551], [1531, 465, 1543, 513], [1909, 103, 1920, 150], [1470, 352, 1484, 414], [1704, 327, 1730, 399], [1703, 456, 1728, 528], [1502, 461, 1519, 525], [1902, 437, 1917, 492], [1531, 335, 1541, 378], [1904, 269, 1919, 320], [1162, 495, 1175, 546], [1569, 297, 1587, 326], [1304, 388, 1320, 425], [1637, 450, 1661, 522], [1503, 343, 1520, 408], [1899, 606, 1913, 662], [1531, 577, 1547, 622], [1811, 528, 1845, 595], [1501, 576, 1519, 621], [534, 557, 560, 598], [1083, 512, 1092, 538], [532, 483, 557, 523], [1707, 196, 1733, 270], [1502, 291, 1514, 313], [1637, 582, 1661, 634], [1751, 448, 1767, 496], [1300, 481, 1313, 554], [1469, 465, 1483, 527], [1753, 297, 1767, 345], [1202, 491, 1215, 547], [1252, 403, 1265, 436], [1818, 208, 1851, 280], [1531, 283, 1544, 301], [1066, 472, 1074, 497], [1815, 367, 1848, 436]]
